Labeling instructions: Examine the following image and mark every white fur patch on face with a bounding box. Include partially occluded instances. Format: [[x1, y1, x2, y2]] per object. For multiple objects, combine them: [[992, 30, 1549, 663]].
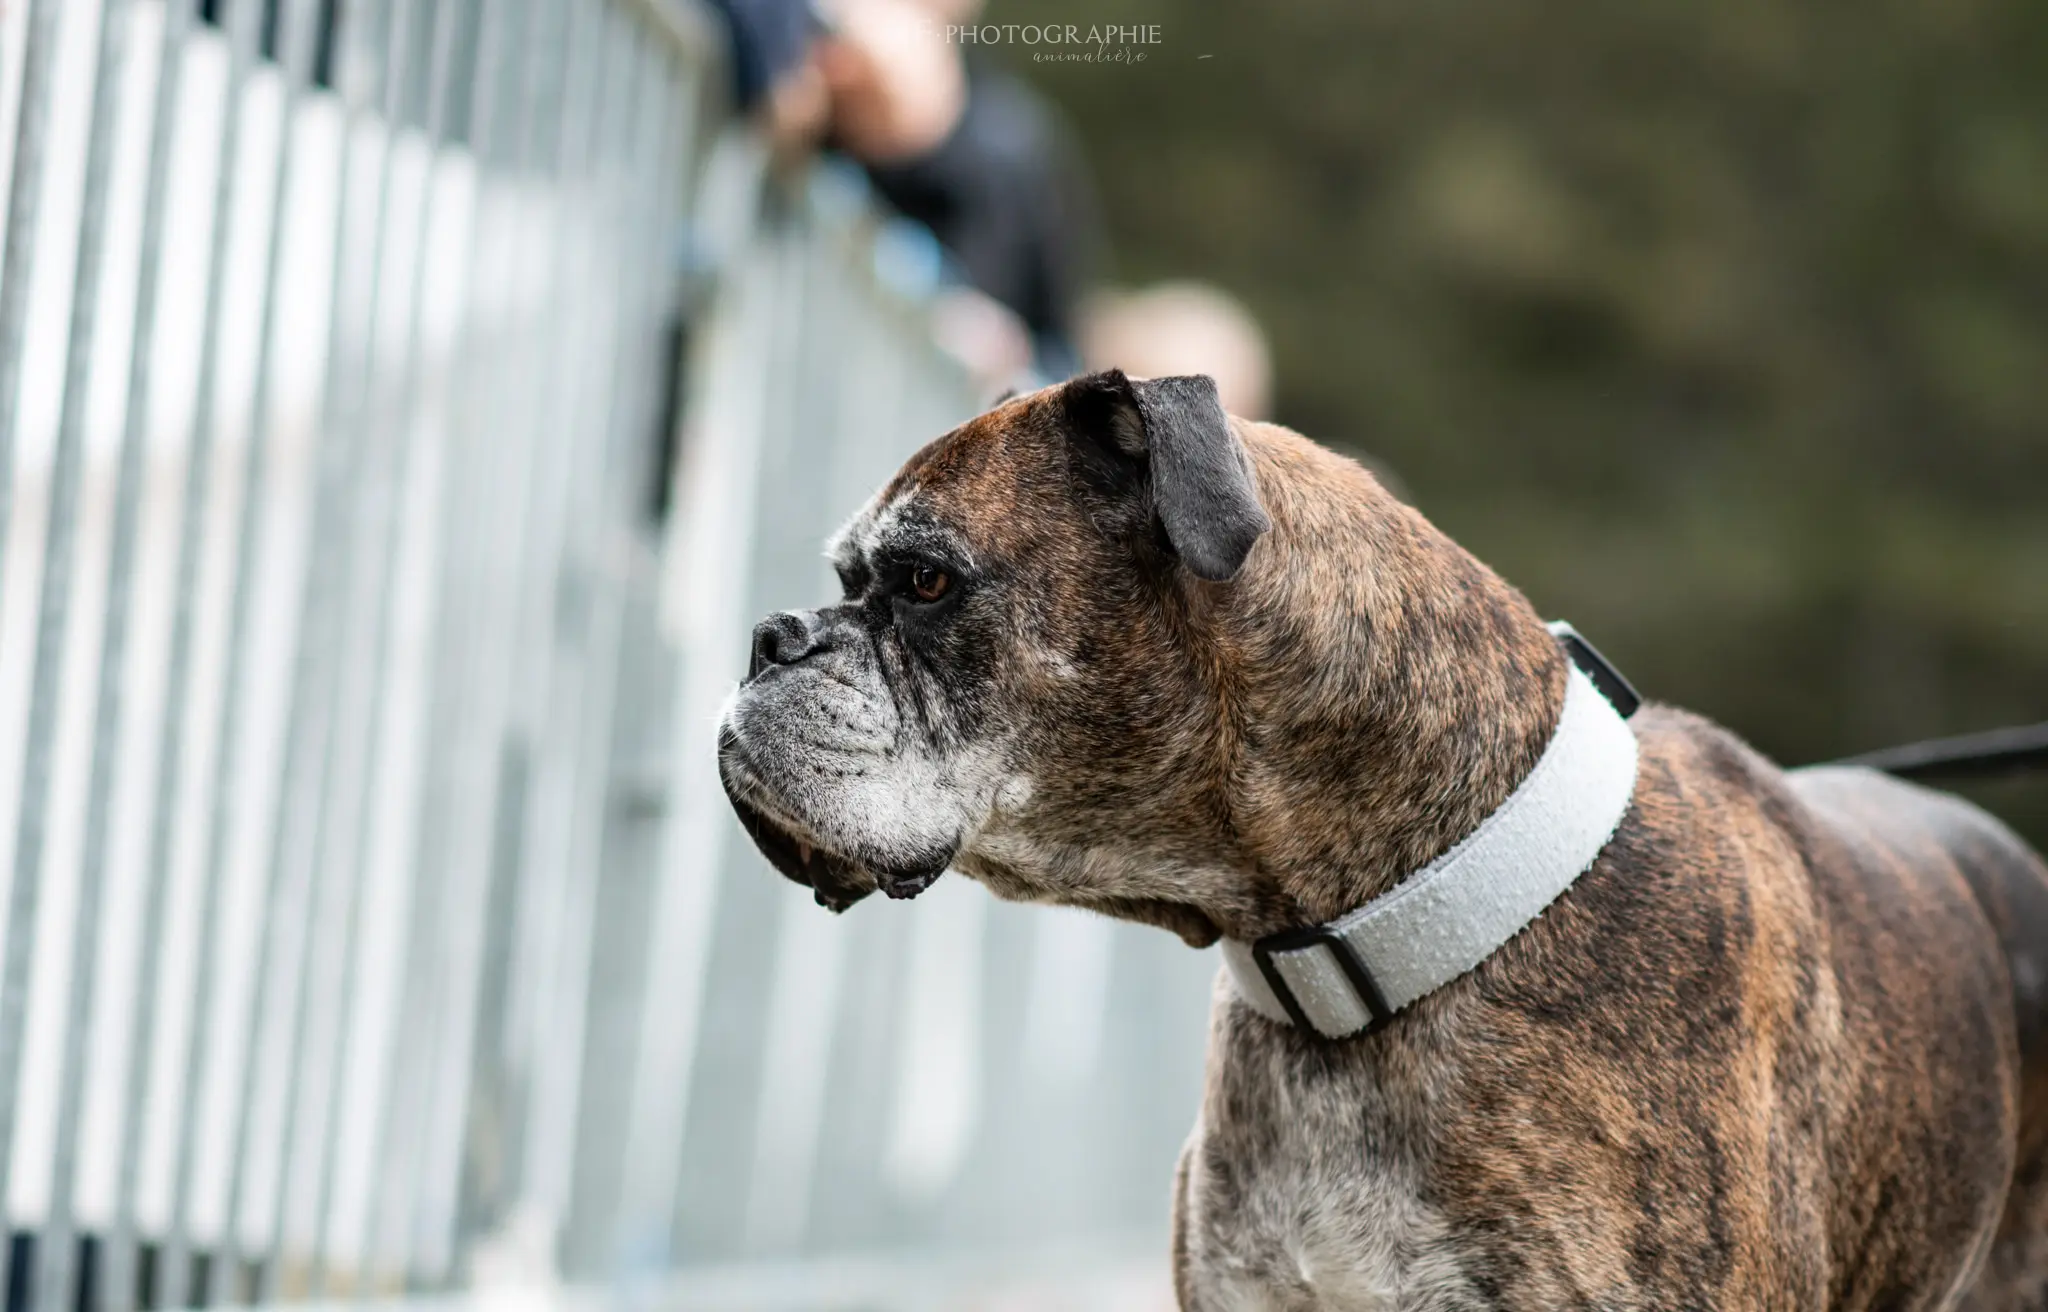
[[826, 484, 917, 572], [995, 775, 1035, 814], [826, 483, 982, 586], [1024, 645, 1082, 682]]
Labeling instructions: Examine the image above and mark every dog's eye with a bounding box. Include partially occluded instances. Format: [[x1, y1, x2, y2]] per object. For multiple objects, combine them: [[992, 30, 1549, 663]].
[[910, 564, 950, 603]]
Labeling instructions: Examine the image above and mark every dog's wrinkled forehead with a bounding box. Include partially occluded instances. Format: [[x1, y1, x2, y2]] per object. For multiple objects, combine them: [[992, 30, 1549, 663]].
[[827, 372, 1265, 589], [826, 483, 980, 579], [825, 398, 1045, 574]]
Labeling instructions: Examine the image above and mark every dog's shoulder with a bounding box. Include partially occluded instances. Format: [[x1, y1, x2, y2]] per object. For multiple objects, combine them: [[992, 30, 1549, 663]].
[[1186, 703, 2034, 1306], [1426, 703, 2023, 1305], [1468, 701, 1825, 1064]]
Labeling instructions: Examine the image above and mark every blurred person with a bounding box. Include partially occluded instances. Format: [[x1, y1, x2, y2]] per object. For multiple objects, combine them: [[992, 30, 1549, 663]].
[[1079, 281, 1412, 500], [698, 0, 1100, 391], [697, 0, 831, 142], [927, 280, 1040, 397], [811, 0, 967, 163], [1078, 281, 1276, 420], [812, 0, 1103, 373]]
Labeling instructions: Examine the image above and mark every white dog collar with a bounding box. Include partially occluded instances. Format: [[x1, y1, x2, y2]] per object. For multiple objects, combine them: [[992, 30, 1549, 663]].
[[1221, 625, 1641, 1040]]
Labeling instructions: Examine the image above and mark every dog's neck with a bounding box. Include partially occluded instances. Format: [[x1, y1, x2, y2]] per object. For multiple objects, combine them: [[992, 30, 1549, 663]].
[[1201, 428, 1571, 941]]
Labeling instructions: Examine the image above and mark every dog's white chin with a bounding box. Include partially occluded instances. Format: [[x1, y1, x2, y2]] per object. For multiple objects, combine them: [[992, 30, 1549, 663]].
[[792, 746, 1003, 873], [721, 693, 1005, 878]]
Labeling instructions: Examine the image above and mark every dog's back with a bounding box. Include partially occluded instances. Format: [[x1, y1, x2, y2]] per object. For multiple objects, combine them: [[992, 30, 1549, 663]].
[[1791, 764, 2048, 1309]]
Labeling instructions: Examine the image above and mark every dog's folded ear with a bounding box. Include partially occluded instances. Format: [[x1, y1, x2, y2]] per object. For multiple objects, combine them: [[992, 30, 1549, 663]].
[[1061, 369, 1271, 581]]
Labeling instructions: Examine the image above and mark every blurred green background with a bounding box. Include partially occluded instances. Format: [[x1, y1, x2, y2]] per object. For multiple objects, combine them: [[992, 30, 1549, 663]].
[[990, 0, 2048, 847]]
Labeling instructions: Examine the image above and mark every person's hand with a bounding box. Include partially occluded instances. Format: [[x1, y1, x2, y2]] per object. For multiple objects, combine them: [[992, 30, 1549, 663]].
[[814, 0, 967, 163]]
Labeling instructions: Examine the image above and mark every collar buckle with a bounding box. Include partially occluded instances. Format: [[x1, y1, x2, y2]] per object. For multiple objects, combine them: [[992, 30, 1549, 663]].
[[1548, 621, 1641, 718], [1250, 923, 1394, 1040]]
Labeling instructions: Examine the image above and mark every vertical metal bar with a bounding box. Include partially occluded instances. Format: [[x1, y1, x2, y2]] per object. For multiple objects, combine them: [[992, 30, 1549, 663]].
[[133, 4, 285, 1295], [355, 0, 516, 1293], [557, 41, 691, 1270], [522, 15, 666, 1244], [336, 29, 496, 1291], [361, 0, 539, 1289], [299, 0, 460, 1289], [508, 0, 627, 1235], [133, 4, 266, 1299], [596, 41, 694, 1257], [227, 0, 413, 1288], [495, 4, 606, 1190], [435, 0, 602, 1277], [389, 0, 580, 1286], [0, 0, 76, 1298], [206, 0, 385, 1300], [611, 41, 674, 485], [133, 0, 319, 1304], [244, 0, 421, 1287], [97, 6, 203, 1311], [585, 40, 697, 1266], [27, 1, 141, 1308], [0, 0, 65, 575]]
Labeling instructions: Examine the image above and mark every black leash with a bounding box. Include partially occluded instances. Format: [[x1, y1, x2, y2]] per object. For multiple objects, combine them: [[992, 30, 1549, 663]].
[[1833, 722, 2048, 781], [1554, 624, 2046, 782]]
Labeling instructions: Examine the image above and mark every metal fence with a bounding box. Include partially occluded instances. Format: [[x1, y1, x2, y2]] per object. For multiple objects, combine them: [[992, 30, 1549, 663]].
[[0, 0, 1216, 1308]]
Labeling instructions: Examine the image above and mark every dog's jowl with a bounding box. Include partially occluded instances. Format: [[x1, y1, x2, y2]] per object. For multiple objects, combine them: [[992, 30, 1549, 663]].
[[717, 370, 2048, 1310]]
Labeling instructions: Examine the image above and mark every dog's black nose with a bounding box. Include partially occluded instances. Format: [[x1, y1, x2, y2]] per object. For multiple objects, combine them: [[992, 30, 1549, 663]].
[[749, 611, 823, 678]]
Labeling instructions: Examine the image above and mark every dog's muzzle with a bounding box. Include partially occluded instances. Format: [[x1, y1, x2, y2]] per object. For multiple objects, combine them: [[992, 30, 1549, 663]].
[[717, 610, 950, 909]]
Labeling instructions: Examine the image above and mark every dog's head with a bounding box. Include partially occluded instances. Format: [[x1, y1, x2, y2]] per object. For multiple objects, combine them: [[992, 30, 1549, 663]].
[[717, 369, 1565, 944], [716, 370, 1279, 939]]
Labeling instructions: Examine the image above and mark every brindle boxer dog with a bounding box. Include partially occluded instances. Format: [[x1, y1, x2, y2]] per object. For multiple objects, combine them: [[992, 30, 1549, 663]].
[[716, 370, 2048, 1309]]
